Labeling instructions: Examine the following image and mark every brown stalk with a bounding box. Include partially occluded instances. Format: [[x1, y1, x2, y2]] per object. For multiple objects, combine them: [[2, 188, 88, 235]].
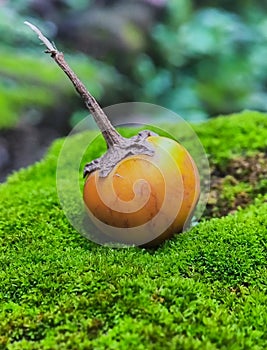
[[25, 21, 156, 177]]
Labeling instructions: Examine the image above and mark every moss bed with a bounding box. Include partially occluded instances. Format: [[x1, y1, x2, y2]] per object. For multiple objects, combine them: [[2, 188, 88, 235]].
[[0, 110, 267, 349]]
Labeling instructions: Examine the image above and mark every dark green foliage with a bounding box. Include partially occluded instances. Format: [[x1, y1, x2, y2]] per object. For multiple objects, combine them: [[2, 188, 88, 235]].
[[0, 47, 117, 128], [137, 1, 267, 120], [0, 111, 267, 349], [2, 1, 267, 130]]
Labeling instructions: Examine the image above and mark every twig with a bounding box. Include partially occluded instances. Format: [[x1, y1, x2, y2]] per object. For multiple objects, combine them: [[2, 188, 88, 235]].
[[25, 21, 155, 177], [24, 21, 56, 53], [24, 21, 123, 146]]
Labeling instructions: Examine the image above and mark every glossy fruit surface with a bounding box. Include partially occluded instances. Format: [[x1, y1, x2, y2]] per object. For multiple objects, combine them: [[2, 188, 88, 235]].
[[83, 135, 200, 247]]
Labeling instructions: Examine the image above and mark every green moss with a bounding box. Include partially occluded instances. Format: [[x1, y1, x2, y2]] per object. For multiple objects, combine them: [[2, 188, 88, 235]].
[[206, 177, 253, 218], [0, 110, 267, 349], [194, 110, 267, 165]]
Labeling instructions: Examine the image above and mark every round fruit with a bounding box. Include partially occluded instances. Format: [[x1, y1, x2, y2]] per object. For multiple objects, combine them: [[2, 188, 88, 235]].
[[83, 135, 200, 247]]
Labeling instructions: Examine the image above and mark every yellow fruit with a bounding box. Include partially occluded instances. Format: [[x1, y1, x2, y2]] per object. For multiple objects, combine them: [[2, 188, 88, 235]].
[[83, 135, 200, 247]]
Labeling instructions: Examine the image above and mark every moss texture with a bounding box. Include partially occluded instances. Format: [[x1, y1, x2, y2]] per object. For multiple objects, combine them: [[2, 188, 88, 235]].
[[0, 110, 267, 349]]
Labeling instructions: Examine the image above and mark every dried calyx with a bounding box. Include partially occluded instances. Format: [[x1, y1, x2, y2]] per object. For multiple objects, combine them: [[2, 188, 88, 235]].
[[24, 21, 157, 178]]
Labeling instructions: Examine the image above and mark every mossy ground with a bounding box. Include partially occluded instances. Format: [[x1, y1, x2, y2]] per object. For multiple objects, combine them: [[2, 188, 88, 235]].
[[0, 110, 267, 349], [205, 151, 267, 218]]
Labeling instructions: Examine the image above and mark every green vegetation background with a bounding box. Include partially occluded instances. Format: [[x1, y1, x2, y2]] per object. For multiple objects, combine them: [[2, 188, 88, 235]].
[[1, 0, 267, 128], [0, 111, 267, 349]]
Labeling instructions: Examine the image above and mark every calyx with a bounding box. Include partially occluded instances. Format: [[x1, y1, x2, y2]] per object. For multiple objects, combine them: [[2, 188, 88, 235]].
[[84, 130, 158, 178]]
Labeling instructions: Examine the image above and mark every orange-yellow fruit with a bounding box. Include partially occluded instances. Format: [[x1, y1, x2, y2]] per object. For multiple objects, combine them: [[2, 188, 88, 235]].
[[83, 136, 200, 247]]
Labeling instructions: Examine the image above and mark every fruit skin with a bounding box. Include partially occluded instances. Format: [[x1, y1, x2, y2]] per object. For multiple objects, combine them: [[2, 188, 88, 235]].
[[83, 135, 200, 247]]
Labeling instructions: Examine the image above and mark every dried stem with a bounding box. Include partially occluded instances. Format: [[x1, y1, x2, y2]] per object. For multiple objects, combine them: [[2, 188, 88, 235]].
[[24, 21, 123, 147], [25, 21, 156, 177]]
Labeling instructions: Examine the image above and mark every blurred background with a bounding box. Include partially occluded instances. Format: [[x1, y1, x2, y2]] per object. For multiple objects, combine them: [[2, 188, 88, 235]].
[[1, 0, 267, 181]]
